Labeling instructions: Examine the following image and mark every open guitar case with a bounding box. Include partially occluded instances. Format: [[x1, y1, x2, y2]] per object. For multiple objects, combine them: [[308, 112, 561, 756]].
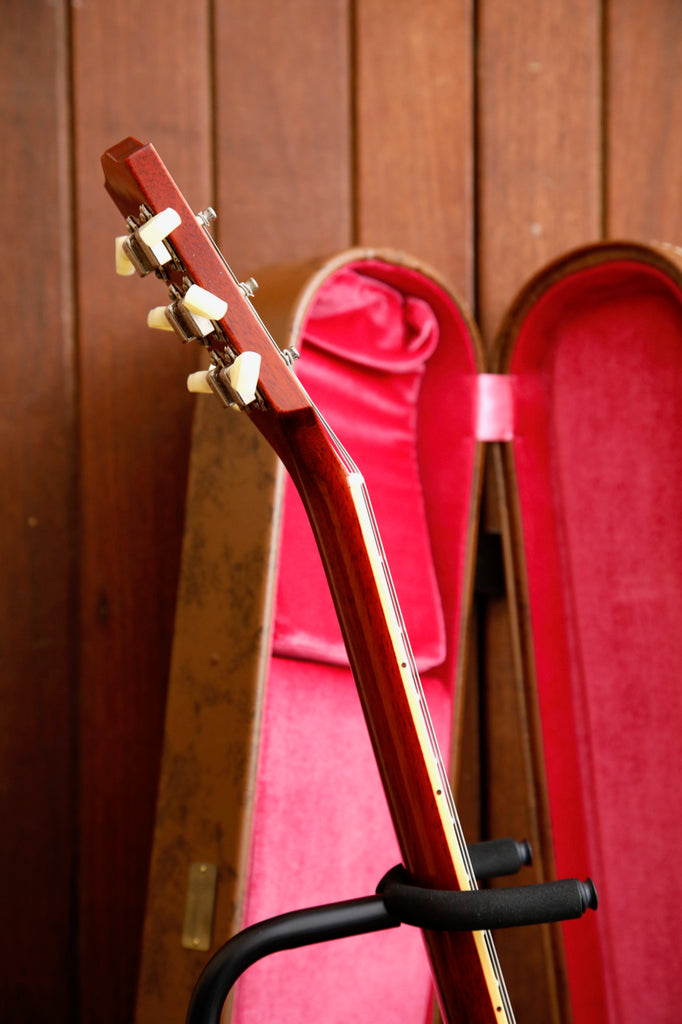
[[134, 241, 682, 1024]]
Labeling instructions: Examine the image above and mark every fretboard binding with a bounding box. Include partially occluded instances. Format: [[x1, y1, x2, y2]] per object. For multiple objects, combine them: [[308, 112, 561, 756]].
[[351, 476, 478, 890]]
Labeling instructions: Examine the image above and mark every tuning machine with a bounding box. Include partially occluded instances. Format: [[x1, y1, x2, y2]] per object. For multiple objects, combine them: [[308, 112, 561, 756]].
[[115, 206, 182, 277], [148, 283, 228, 344], [187, 353, 262, 408]]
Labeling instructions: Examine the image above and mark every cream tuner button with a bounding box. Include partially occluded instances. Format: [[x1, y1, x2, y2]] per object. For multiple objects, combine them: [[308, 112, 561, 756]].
[[182, 284, 228, 321], [115, 236, 135, 276], [138, 208, 182, 248], [186, 370, 213, 394], [147, 306, 174, 331], [227, 352, 261, 405]]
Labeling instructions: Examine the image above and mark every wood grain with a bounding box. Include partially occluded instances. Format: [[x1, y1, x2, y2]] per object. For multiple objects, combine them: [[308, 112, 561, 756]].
[[606, 0, 682, 242], [355, 0, 475, 301], [71, 3, 211, 1020], [213, 0, 352, 277], [0, 2, 76, 1019], [476, 0, 602, 343]]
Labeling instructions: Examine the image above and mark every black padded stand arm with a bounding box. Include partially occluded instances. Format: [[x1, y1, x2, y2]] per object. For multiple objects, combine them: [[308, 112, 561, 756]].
[[378, 865, 597, 931]]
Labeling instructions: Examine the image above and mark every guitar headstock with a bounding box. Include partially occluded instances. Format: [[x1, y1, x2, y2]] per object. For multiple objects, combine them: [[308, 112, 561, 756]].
[[102, 137, 305, 414]]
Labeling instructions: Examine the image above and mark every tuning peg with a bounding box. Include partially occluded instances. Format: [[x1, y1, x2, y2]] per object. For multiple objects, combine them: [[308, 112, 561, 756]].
[[186, 370, 214, 394], [182, 284, 228, 321], [115, 236, 136, 276], [138, 207, 182, 248], [227, 351, 261, 405], [239, 277, 259, 298], [147, 306, 174, 331]]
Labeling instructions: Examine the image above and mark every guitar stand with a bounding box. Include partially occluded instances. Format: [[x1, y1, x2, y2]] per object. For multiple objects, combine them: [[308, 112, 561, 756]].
[[185, 838, 597, 1024]]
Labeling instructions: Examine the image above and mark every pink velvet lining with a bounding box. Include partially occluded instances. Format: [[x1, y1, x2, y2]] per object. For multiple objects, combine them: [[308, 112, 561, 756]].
[[233, 261, 481, 1024], [510, 260, 682, 1023], [272, 266, 446, 671]]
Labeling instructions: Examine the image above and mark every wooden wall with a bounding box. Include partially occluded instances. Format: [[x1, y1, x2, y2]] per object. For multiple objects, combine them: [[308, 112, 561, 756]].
[[2, 1, 681, 1021]]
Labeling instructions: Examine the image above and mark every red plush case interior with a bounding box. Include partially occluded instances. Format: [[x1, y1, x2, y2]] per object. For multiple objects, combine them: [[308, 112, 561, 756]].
[[233, 257, 483, 1024], [495, 244, 682, 1024]]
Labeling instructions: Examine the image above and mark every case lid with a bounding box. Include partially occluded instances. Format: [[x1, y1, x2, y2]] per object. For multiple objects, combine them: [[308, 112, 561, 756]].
[[494, 241, 682, 1024]]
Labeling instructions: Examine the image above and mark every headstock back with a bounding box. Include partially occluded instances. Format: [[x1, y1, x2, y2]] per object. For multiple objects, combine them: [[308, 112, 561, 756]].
[[102, 138, 306, 415]]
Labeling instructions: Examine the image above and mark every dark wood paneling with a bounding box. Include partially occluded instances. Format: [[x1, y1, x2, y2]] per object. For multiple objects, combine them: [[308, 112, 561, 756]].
[[355, 0, 475, 301], [213, 0, 352, 278], [72, 2, 212, 1019], [0, 2, 77, 1020], [476, 2, 602, 1020]]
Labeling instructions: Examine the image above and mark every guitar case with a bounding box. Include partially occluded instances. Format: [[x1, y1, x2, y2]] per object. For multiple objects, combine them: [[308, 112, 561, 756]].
[[134, 242, 682, 1024]]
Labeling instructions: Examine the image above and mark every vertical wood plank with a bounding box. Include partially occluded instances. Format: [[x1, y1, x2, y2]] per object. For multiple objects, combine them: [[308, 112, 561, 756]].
[[213, 0, 353, 278], [477, 2, 602, 1019], [355, 0, 475, 303], [0, 1, 76, 1019], [606, 0, 682, 242], [72, 3, 212, 1020], [477, 0, 602, 342]]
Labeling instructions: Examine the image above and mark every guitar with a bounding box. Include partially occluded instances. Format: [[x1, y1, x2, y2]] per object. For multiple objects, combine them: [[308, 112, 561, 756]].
[[102, 137, 515, 1024]]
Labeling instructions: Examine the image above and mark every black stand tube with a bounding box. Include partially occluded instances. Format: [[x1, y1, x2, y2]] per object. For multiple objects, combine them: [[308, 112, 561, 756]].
[[185, 896, 398, 1024]]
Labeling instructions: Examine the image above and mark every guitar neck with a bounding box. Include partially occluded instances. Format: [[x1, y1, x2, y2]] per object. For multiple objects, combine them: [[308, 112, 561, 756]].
[[101, 137, 514, 1023], [250, 401, 514, 1024]]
